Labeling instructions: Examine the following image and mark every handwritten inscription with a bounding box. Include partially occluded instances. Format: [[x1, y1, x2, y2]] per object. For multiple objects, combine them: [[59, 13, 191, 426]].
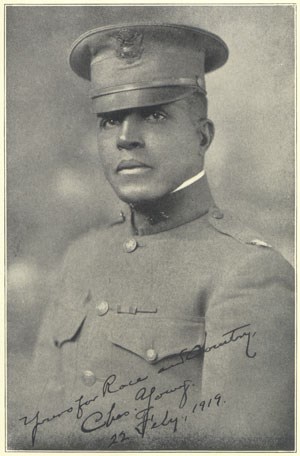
[[19, 407, 74, 448], [159, 323, 256, 374], [103, 374, 148, 396], [19, 322, 254, 448], [205, 324, 256, 358], [81, 402, 130, 433], [19, 372, 147, 446], [19, 376, 224, 448], [192, 393, 223, 413]]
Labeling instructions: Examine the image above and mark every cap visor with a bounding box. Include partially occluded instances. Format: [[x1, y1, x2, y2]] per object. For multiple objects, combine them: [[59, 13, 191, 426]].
[[91, 86, 200, 114]]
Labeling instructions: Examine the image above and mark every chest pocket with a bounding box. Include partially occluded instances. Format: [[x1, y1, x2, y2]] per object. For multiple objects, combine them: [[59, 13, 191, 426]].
[[109, 315, 205, 373], [52, 306, 87, 392]]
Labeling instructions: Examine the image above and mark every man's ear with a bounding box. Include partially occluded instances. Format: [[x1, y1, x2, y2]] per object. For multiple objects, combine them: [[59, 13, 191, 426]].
[[198, 119, 215, 156]]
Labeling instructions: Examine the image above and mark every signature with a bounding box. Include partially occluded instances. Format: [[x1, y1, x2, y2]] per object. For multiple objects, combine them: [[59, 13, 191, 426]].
[[81, 379, 192, 437], [81, 402, 129, 433]]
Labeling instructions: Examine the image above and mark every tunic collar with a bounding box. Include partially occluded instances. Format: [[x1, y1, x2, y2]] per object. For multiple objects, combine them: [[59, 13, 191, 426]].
[[127, 173, 215, 236], [171, 169, 206, 193]]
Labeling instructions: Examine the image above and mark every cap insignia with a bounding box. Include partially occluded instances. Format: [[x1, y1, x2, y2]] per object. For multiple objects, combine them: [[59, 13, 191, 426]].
[[115, 29, 144, 63]]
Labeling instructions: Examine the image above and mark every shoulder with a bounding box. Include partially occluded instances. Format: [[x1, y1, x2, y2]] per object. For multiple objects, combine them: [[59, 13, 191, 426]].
[[207, 206, 272, 248], [199, 207, 294, 282], [203, 206, 294, 287]]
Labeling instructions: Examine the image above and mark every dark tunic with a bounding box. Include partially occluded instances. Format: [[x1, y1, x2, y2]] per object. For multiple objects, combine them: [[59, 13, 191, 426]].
[[15, 175, 294, 450]]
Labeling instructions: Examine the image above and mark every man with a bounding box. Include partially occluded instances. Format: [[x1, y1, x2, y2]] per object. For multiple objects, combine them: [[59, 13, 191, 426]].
[[17, 23, 294, 451]]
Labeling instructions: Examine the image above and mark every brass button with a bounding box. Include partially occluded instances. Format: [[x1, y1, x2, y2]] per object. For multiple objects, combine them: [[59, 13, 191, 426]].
[[82, 370, 96, 386], [123, 238, 138, 253], [146, 348, 158, 363], [96, 301, 109, 316], [211, 208, 224, 219]]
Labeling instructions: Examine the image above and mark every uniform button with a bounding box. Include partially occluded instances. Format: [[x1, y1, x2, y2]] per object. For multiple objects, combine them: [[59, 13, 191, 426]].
[[96, 301, 109, 316], [211, 208, 224, 219], [123, 238, 138, 253], [146, 348, 158, 363], [82, 370, 96, 386]]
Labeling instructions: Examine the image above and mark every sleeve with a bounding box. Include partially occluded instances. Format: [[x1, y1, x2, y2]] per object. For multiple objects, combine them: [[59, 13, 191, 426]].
[[13, 260, 67, 449], [14, 234, 97, 450], [200, 247, 294, 450]]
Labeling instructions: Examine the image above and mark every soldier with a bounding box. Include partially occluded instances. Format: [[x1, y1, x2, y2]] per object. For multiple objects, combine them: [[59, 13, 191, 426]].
[[17, 24, 294, 451]]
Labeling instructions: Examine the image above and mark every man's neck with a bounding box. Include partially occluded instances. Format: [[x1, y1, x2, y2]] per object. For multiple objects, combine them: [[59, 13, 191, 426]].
[[128, 172, 214, 236]]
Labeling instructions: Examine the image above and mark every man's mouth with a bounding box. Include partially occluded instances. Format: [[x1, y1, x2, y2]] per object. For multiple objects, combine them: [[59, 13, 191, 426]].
[[117, 159, 152, 175]]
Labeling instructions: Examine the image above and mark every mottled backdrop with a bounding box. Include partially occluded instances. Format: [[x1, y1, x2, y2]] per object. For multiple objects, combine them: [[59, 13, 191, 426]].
[[7, 5, 294, 375]]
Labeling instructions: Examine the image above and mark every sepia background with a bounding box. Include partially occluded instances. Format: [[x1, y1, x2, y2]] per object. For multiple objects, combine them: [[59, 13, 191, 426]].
[[7, 5, 294, 405]]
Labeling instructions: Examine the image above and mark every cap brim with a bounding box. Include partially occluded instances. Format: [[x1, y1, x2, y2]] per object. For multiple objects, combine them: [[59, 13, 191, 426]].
[[92, 86, 200, 114]]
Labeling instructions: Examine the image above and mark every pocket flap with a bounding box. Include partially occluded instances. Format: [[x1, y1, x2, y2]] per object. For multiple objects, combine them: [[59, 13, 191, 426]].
[[53, 307, 87, 347], [109, 316, 205, 364]]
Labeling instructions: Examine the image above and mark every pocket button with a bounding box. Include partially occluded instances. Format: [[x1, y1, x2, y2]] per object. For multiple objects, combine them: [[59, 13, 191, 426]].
[[82, 370, 96, 386], [123, 238, 138, 253], [146, 348, 158, 363]]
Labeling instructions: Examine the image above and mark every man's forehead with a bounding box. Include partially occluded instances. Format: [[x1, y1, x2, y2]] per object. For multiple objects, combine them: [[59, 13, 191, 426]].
[[96, 102, 177, 118]]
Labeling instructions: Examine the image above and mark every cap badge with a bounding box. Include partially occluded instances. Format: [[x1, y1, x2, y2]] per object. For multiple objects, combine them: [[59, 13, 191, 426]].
[[115, 29, 144, 63]]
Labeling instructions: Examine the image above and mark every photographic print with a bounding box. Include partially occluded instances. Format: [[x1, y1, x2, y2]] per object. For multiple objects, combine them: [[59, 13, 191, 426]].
[[6, 4, 295, 451]]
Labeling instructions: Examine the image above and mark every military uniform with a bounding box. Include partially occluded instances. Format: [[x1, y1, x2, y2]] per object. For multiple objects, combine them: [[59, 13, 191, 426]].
[[14, 23, 294, 451], [16, 173, 294, 450]]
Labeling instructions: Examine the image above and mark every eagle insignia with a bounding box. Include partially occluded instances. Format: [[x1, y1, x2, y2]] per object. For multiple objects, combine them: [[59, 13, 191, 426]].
[[115, 29, 144, 63]]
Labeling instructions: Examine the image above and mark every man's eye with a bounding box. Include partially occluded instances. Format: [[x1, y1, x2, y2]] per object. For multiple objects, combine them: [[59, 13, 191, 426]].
[[100, 118, 120, 128], [145, 111, 167, 122]]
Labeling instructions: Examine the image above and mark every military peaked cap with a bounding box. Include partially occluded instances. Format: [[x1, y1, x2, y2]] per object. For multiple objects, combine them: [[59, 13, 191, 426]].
[[69, 23, 229, 113]]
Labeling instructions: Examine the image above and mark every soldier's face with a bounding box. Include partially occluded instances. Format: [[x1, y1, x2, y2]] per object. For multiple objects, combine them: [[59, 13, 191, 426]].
[[97, 98, 212, 204]]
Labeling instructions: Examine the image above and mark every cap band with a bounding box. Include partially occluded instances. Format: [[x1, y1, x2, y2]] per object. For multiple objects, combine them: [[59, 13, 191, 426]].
[[89, 78, 206, 99]]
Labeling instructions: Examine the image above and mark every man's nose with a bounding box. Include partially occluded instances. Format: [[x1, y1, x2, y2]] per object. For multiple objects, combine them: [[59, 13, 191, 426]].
[[117, 113, 145, 150]]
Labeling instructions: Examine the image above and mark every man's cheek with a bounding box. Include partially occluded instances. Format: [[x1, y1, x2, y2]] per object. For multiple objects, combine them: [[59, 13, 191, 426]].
[[98, 151, 114, 169]]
